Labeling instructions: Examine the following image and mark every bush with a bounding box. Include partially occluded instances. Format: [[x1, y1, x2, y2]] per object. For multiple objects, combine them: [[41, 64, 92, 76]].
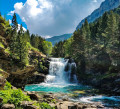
[[40, 102, 55, 109], [0, 89, 31, 106], [4, 81, 12, 90]]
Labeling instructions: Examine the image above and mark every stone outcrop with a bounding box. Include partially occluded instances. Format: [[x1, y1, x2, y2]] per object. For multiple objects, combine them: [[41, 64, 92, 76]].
[[21, 101, 37, 109], [1, 104, 15, 109]]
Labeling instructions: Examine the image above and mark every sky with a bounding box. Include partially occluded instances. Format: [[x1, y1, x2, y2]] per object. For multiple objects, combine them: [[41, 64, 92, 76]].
[[0, 0, 104, 38]]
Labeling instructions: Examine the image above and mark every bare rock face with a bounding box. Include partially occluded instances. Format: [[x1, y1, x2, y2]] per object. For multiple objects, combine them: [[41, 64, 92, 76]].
[[7, 66, 36, 89], [1, 104, 15, 109]]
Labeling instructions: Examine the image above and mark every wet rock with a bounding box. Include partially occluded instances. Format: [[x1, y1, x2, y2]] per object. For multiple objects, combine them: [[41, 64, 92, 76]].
[[97, 105, 104, 108], [27, 92, 39, 100], [43, 94, 53, 98], [1, 104, 15, 109], [62, 98, 68, 101]]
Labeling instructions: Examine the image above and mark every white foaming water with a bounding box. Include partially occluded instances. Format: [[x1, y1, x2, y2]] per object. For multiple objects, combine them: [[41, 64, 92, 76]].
[[45, 58, 77, 84], [46, 58, 68, 84], [70, 95, 120, 106]]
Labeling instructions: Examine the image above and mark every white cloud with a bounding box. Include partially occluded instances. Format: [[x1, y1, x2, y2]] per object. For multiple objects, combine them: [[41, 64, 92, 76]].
[[93, 0, 97, 2], [10, 0, 104, 37], [9, 19, 12, 24], [7, 10, 14, 16], [17, 24, 26, 32]]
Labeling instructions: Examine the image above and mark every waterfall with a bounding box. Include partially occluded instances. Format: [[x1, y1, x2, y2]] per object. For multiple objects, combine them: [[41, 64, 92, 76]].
[[45, 58, 77, 84]]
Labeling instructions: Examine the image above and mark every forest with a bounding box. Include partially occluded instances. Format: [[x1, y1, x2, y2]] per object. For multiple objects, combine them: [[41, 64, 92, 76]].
[[52, 7, 120, 92]]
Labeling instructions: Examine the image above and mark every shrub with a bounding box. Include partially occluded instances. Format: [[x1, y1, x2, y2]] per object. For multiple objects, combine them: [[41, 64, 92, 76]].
[[40, 102, 55, 109], [4, 81, 12, 90], [0, 89, 31, 106]]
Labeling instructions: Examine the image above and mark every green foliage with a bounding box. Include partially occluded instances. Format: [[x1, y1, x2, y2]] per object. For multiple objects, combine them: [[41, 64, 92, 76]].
[[5, 48, 11, 54], [4, 81, 12, 90], [42, 41, 52, 56], [0, 42, 4, 48], [51, 99, 56, 104], [39, 102, 55, 109], [0, 89, 31, 106], [52, 8, 120, 79], [52, 41, 65, 57]]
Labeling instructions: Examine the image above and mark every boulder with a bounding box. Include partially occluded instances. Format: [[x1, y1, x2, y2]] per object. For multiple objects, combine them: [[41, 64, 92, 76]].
[[21, 101, 37, 109], [97, 105, 104, 108], [43, 94, 53, 98], [1, 104, 15, 109], [21, 101, 34, 106], [27, 92, 40, 100]]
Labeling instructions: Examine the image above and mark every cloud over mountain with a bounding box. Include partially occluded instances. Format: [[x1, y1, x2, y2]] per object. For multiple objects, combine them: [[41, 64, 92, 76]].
[[9, 0, 104, 37]]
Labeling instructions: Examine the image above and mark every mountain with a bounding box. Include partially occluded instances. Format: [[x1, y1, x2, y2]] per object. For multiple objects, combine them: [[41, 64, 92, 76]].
[[76, 0, 120, 30], [46, 33, 72, 46]]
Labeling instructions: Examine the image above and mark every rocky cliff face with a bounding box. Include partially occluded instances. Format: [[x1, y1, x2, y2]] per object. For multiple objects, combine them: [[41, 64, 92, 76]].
[[76, 0, 120, 30], [0, 35, 49, 88]]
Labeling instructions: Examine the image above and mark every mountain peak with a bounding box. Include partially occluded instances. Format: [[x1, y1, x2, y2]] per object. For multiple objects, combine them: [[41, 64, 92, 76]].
[[76, 0, 120, 30]]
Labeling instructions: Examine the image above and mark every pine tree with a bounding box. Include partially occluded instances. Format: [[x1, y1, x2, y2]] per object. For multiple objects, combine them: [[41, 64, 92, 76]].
[[10, 13, 18, 57], [17, 24, 29, 65], [24, 30, 30, 43]]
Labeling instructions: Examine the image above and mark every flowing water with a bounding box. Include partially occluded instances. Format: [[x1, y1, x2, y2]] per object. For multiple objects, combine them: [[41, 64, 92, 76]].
[[25, 58, 120, 108]]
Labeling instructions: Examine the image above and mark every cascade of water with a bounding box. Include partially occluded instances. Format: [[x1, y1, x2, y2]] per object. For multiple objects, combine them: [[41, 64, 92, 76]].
[[45, 58, 77, 84]]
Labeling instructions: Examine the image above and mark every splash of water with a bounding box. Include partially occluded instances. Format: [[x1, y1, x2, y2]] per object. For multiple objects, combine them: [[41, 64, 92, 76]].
[[45, 58, 77, 84]]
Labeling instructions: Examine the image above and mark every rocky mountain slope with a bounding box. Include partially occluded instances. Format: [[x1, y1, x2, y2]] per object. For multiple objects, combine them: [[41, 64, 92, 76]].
[[46, 33, 72, 46], [76, 0, 120, 30]]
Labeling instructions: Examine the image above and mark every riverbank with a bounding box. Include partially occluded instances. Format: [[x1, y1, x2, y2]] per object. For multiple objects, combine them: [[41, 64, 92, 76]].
[[24, 91, 120, 109]]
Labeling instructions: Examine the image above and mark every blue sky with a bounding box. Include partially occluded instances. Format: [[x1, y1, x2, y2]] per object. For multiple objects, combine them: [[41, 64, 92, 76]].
[[0, 0, 27, 28], [0, 0, 104, 37]]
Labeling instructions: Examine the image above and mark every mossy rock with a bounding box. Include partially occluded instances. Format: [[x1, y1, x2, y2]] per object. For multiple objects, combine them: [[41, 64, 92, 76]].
[[73, 90, 86, 94]]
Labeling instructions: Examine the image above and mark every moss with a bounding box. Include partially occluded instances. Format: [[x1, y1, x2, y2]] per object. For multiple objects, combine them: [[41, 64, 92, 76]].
[[73, 90, 86, 94]]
